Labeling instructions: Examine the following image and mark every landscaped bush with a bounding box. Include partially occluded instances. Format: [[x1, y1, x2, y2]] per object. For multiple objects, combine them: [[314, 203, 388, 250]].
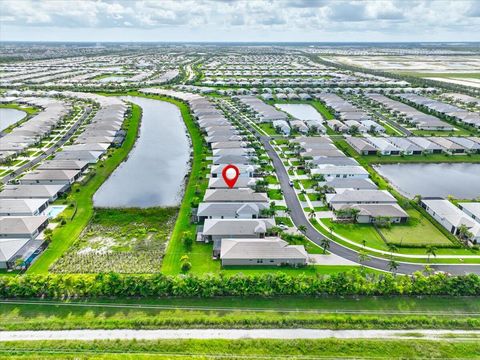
[[1, 270, 479, 299]]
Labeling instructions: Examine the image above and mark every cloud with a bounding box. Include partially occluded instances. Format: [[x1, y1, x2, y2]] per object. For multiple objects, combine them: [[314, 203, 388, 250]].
[[0, 0, 478, 41]]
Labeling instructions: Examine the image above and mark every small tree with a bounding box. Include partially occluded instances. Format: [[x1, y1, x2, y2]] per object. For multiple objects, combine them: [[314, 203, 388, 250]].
[[426, 245, 437, 263], [298, 225, 307, 234], [182, 233, 193, 251], [388, 259, 399, 275], [358, 250, 371, 267], [321, 237, 330, 254]]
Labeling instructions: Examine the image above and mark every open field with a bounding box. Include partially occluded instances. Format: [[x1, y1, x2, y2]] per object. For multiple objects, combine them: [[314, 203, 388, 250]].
[[1, 338, 480, 359], [49, 207, 177, 273], [0, 295, 479, 331]]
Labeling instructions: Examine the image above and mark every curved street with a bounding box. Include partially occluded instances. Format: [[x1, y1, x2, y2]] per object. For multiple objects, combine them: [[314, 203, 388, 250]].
[[258, 134, 480, 275]]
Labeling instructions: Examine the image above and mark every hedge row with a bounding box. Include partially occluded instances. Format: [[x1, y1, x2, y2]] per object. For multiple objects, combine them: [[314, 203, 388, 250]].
[[1, 270, 480, 299]]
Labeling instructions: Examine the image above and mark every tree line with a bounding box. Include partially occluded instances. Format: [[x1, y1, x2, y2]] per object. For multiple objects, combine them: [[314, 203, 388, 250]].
[[0, 270, 479, 299]]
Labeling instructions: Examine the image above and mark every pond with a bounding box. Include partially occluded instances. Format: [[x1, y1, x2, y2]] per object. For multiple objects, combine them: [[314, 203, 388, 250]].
[[0, 108, 26, 131], [375, 163, 480, 199], [275, 103, 324, 121], [93, 96, 190, 208]]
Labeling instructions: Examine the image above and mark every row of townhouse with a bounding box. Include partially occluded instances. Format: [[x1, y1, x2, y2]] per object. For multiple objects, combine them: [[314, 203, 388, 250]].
[[140, 88, 308, 267], [0, 96, 72, 162], [316, 93, 385, 134], [347, 136, 480, 156], [421, 199, 480, 244], [234, 96, 326, 136], [365, 93, 453, 131], [293, 136, 409, 224], [0, 93, 127, 270], [398, 93, 480, 129]]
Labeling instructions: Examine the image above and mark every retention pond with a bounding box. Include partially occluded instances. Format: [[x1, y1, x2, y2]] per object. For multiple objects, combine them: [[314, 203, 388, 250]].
[[93, 96, 190, 208], [375, 163, 480, 199]]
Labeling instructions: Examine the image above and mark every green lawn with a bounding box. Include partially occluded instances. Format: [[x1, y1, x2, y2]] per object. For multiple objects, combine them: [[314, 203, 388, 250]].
[[1, 338, 479, 359], [258, 122, 280, 135], [27, 104, 142, 274], [0, 295, 479, 332], [380, 209, 455, 247], [321, 218, 389, 251]]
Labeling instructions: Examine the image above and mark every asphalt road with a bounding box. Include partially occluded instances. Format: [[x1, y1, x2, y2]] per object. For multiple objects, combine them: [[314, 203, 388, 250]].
[[257, 133, 480, 275]]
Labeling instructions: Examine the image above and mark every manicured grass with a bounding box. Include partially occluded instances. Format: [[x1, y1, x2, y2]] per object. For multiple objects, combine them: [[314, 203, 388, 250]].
[[267, 189, 283, 200], [380, 209, 455, 247], [321, 218, 389, 251], [258, 122, 280, 135], [362, 153, 480, 164], [27, 104, 142, 274], [1, 338, 479, 359], [275, 216, 294, 227]]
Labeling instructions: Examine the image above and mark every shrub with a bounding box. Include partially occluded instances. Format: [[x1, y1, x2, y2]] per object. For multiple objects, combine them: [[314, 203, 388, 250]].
[[1, 271, 480, 299]]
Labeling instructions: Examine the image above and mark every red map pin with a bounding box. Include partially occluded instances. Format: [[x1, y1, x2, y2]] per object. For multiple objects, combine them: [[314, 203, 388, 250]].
[[222, 164, 240, 189]]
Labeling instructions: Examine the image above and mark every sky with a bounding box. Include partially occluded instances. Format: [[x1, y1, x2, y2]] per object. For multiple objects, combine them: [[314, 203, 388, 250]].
[[1, 0, 480, 43]]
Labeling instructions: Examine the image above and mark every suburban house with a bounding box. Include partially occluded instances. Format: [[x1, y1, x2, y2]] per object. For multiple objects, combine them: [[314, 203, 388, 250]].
[[0, 199, 49, 216], [326, 190, 397, 209], [387, 137, 423, 155], [346, 137, 377, 155], [458, 202, 480, 223], [208, 177, 258, 189], [19, 169, 81, 185], [0, 216, 49, 240], [38, 160, 89, 171], [0, 237, 45, 270], [199, 218, 276, 254], [0, 184, 68, 202], [210, 164, 259, 178], [219, 238, 307, 266], [421, 199, 480, 243], [203, 188, 269, 203], [272, 120, 291, 135], [54, 150, 103, 163], [407, 137, 444, 154], [428, 137, 466, 154], [325, 178, 378, 191], [365, 137, 401, 155], [336, 203, 409, 224], [195, 202, 269, 221], [311, 165, 369, 180]]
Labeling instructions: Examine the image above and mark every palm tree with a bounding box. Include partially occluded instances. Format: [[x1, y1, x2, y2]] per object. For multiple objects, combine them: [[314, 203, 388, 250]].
[[321, 237, 330, 254], [426, 245, 437, 263], [361, 239, 367, 248], [388, 259, 399, 275], [308, 209, 316, 219], [387, 244, 398, 257], [457, 224, 473, 242], [298, 225, 307, 234], [358, 250, 371, 267]]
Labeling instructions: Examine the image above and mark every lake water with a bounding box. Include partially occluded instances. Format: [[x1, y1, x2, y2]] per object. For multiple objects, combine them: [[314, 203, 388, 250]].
[[275, 103, 324, 121], [0, 108, 26, 131], [375, 163, 480, 199], [93, 96, 190, 208]]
